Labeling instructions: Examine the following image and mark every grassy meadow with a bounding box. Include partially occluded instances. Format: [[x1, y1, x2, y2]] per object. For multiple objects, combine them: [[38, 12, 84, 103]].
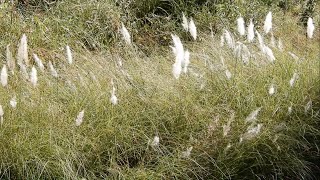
[[0, 0, 319, 179]]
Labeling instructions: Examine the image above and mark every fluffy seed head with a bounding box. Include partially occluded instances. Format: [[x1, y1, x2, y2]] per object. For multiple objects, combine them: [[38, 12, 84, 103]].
[[30, 66, 38, 87], [224, 30, 234, 49], [48, 61, 58, 78], [66, 45, 73, 64], [225, 69, 232, 79], [10, 96, 17, 108], [182, 50, 190, 73], [264, 11, 272, 34], [171, 34, 184, 79], [245, 107, 262, 123], [1, 65, 8, 87], [121, 23, 131, 45], [0, 105, 3, 117], [237, 16, 246, 36], [110, 86, 118, 105], [269, 84, 275, 95], [256, 30, 265, 53], [75, 110, 85, 126], [307, 17, 315, 39], [182, 13, 189, 31], [189, 18, 197, 40], [150, 136, 160, 147], [17, 34, 29, 66], [33, 54, 45, 72], [247, 19, 255, 42], [263, 45, 275, 62]]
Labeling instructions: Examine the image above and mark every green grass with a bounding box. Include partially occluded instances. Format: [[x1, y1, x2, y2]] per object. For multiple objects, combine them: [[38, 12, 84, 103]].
[[0, 0, 319, 179]]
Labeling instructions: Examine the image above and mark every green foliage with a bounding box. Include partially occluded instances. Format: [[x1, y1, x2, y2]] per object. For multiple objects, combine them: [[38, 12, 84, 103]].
[[0, 2, 319, 178]]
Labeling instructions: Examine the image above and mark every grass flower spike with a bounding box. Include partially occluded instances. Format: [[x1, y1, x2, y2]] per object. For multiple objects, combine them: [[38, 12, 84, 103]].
[[33, 54, 45, 72], [66, 45, 73, 64], [247, 19, 255, 42], [264, 11, 272, 34], [237, 16, 246, 36], [30, 66, 38, 87], [75, 110, 84, 126], [182, 13, 188, 31], [1, 65, 8, 87], [307, 17, 315, 39], [189, 18, 197, 40], [121, 23, 131, 45]]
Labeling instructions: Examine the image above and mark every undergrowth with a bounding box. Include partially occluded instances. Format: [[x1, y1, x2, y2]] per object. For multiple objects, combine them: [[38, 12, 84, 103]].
[[0, 0, 319, 179]]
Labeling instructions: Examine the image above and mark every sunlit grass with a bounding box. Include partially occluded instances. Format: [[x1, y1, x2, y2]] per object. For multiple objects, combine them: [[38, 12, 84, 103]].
[[0, 1, 319, 179]]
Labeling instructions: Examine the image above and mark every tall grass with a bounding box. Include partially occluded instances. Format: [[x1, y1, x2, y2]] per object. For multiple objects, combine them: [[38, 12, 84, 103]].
[[0, 0, 319, 179]]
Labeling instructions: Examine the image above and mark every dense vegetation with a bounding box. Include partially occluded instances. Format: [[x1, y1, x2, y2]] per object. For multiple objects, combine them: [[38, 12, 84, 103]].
[[0, 0, 319, 179]]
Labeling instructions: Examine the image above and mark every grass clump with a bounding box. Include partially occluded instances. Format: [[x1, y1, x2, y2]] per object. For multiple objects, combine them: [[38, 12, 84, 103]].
[[0, 0, 319, 179]]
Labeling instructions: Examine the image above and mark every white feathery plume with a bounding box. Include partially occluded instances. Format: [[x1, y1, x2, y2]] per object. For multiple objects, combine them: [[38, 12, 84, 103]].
[[182, 50, 190, 73], [120, 23, 131, 45], [220, 35, 225, 47], [48, 61, 58, 78], [289, 72, 298, 87], [66, 45, 73, 64], [243, 123, 263, 140], [237, 16, 246, 36], [278, 38, 284, 51], [264, 11, 272, 34], [33, 54, 45, 72], [149, 136, 160, 147], [307, 17, 315, 39], [171, 34, 184, 79], [224, 30, 234, 49], [181, 147, 193, 158], [269, 84, 275, 95], [30, 66, 38, 87], [182, 13, 189, 31], [245, 107, 262, 123], [110, 86, 118, 105], [0, 105, 3, 126], [1, 65, 8, 87], [6, 44, 15, 75], [225, 69, 232, 80], [256, 30, 265, 53], [189, 18, 197, 40], [247, 19, 255, 42], [17, 34, 29, 66], [10, 96, 17, 108], [288, 106, 293, 115], [172, 62, 182, 79], [263, 45, 275, 62], [75, 110, 84, 126]]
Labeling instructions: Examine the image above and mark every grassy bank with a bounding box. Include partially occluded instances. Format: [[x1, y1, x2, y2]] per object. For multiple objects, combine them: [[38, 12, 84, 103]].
[[0, 0, 319, 179]]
